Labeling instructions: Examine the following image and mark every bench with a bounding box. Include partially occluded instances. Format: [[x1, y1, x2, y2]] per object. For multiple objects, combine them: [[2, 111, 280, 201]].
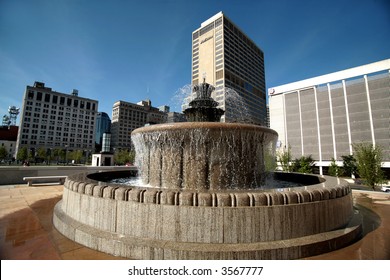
[[23, 176, 67, 186]]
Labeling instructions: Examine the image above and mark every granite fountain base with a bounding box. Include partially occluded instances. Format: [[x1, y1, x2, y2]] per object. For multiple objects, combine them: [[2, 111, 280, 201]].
[[53, 171, 361, 259]]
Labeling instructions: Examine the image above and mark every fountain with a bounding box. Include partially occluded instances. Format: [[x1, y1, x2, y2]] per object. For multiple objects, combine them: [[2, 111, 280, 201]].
[[53, 80, 362, 259], [183, 78, 225, 122]]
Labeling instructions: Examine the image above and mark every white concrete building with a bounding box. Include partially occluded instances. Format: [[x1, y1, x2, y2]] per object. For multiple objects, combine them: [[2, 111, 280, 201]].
[[268, 59, 390, 174]]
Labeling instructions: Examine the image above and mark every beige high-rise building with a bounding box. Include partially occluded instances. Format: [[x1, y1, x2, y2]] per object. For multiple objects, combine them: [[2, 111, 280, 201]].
[[110, 99, 167, 150], [190, 11, 267, 125]]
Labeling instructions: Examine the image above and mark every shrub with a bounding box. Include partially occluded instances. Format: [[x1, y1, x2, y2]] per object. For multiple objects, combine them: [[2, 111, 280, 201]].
[[353, 143, 385, 190], [277, 145, 292, 172], [341, 154, 357, 177], [292, 155, 315, 174], [328, 157, 342, 177]]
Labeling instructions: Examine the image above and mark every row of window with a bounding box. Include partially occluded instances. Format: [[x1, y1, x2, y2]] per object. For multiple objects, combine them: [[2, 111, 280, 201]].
[[192, 35, 200, 80], [25, 101, 95, 117], [223, 37, 264, 88], [27, 89, 97, 111], [22, 134, 92, 140], [20, 140, 93, 147], [22, 128, 93, 135], [23, 118, 94, 127], [223, 18, 262, 56], [215, 25, 224, 73]]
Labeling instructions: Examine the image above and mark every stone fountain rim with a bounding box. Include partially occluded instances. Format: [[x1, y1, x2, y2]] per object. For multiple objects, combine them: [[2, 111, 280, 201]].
[[131, 122, 278, 136], [64, 171, 351, 207]]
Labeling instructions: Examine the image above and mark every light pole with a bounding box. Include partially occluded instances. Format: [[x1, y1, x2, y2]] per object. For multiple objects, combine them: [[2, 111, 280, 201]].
[[65, 145, 68, 165]]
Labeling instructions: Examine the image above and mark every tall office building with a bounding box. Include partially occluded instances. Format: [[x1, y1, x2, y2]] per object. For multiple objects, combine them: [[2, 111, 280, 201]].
[[111, 99, 167, 150], [190, 11, 266, 125], [15, 81, 98, 157], [95, 112, 111, 146], [268, 59, 390, 174], [167, 112, 186, 123]]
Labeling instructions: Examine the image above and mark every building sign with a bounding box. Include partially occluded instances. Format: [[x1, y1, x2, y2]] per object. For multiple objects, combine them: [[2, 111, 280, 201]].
[[200, 36, 213, 44]]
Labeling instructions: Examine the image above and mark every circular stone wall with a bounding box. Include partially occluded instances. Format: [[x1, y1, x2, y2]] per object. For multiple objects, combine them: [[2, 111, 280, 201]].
[[53, 172, 361, 259]]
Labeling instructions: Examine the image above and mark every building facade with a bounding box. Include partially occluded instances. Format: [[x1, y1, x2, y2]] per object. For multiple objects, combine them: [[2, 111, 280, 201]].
[[111, 99, 166, 150], [15, 81, 98, 158], [269, 59, 390, 174], [167, 112, 187, 123], [95, 112, 111, 146], [190, 11, 267, 125], [0, 126, 18, 162]]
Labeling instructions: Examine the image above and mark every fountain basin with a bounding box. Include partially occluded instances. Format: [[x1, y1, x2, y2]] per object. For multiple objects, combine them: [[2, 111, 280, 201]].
[[53, 171, 360, 259], [131, 122, 278, 190]]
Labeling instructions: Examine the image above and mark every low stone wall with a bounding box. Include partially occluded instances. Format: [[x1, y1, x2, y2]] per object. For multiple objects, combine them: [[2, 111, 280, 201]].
[[0, 166, 137, 185], [53, 171, 360, 259], [61, 172, 352, 243]]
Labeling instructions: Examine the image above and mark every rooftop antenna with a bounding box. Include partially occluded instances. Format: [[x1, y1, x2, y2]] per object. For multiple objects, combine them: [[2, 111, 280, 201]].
[[8, 106, 20, 126], [2, 115, 10, 126]]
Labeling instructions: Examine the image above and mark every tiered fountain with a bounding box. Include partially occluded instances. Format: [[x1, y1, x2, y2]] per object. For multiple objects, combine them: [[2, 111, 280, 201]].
[[53, 79, 361, 259]]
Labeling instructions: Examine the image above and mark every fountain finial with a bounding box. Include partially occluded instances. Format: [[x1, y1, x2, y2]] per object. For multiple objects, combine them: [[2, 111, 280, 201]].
[[184, 78, 224, 122]]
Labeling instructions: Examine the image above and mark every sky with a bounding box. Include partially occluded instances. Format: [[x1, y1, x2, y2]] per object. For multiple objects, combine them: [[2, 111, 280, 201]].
[[0, 0, 389, 123]]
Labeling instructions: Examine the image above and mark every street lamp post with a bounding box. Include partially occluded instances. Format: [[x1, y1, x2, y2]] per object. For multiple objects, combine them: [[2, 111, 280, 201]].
[[65, 145, 68, 165]]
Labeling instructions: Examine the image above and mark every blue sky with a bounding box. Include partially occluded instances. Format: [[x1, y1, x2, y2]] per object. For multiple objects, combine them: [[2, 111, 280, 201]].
[[1, 0, 389, 122]]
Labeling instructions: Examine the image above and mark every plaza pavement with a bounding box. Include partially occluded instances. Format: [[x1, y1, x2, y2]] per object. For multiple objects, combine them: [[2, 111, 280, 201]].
[[0, 183, 389, 260]]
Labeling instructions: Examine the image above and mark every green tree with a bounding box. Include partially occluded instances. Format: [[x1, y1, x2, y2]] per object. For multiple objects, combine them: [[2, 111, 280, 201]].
[[341, 154, 357, 177], [46, 149, 53, 165], [264, 149, 277, 173], [114, 149, 135, 165], [37, 147, 47, 162], [277, 145, 292, 172], [0, 146, 8, 161], [292, 155, 315, 174], [52, 148, 63, 163], [328, 157, 342, 177], [353, 143, 385, 190], [17, 147, 28, 162], [73, 150, 83, 164], [28, 149, 35, 162], [59, 149, 66, 163]]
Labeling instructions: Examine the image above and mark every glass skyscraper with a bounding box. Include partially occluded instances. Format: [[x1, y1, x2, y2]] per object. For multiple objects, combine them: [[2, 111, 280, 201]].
[[95, 112, 111, 146]]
